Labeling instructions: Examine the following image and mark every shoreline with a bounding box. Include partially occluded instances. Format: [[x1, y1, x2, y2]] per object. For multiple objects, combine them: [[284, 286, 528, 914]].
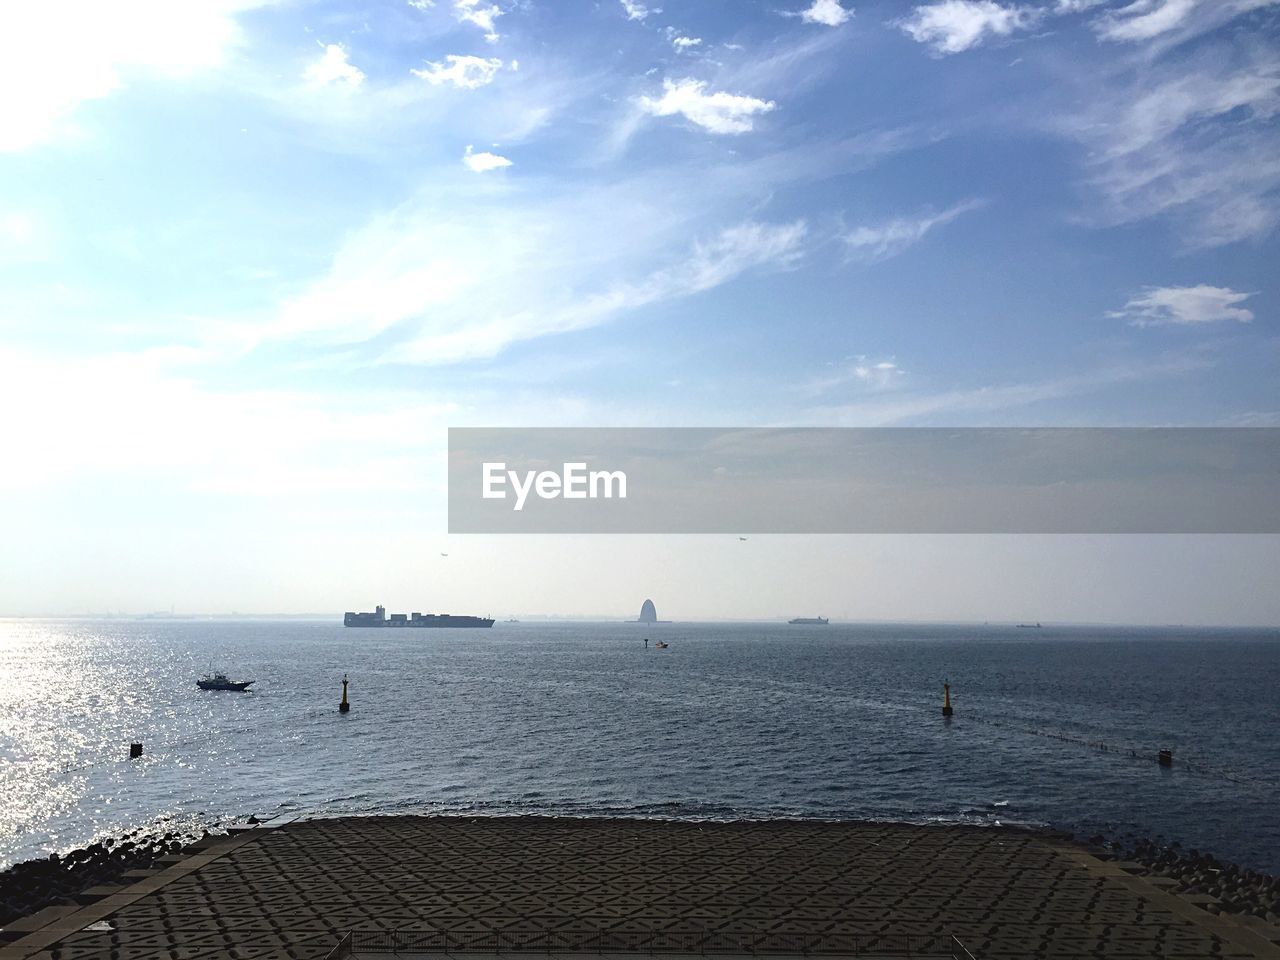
[[4, 814, 1280, 959], [0, 826, 207, 930], [3, 813, 1278, 938], [1097, 834, 1280, 922]]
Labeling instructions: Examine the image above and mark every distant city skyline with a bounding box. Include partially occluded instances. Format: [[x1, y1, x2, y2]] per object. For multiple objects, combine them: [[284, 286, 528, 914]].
[[1, 0, 1277, 623]]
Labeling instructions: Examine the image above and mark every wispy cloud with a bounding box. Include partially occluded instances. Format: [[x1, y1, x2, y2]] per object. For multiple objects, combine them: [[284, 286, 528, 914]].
[[454, 0, 502, 42], [800, 0, 854, 26], [1108, 285, 1257, 327], [854, 359, 904, 385], [1091, 0, 1280, 48], [842, 200, 983, 261], [392, 220, 807, 364], [462, 144, 512, 171], [638, 78, 776, 134], [627, 221, 807, 302], [807, 353, 1214, 425], [1094, 0, 1198, 42], [1221, 409, 1280, 426], [806, 357, 904, 395], [245, 145, 818, 366], [411, 55, 505, 89], [303, 43, 366, 88], [1058, 47, 1280, 246], [619, 0, 657, 21], [897, 1, 1040, 54]]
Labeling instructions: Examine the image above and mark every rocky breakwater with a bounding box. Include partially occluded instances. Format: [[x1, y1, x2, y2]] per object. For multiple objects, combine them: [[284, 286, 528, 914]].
[[0, 828, 206, 930], [1092, 835, 1280, 923]]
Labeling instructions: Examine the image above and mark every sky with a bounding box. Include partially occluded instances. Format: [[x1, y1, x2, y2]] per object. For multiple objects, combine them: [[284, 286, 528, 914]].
[[0, 0, 1277, 622]]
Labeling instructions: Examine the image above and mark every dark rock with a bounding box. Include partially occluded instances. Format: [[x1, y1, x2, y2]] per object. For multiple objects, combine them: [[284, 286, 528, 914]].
[[0, 825, 212, 927], [1071, 829, 1278, 920]]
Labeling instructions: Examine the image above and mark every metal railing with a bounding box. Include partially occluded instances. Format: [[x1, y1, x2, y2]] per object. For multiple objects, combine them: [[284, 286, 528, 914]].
[[324, 929, 978, 959]]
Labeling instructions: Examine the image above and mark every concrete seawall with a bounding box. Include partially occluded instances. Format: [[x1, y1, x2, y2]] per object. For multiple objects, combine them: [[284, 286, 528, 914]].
[[2, 816, 1279, 960]]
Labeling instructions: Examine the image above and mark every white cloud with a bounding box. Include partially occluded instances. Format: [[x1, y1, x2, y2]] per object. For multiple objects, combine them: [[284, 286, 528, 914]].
[[669, 33, 703, 51], [463, 144, 512, 171], [898, 1, 1040, 54], [303, 44, 366, 88], [0, 346, 458, 495], [620, 0, 657, 20], [638, 78, 776, 134], [842, 200, 982, 261], [1108, 285, 1256, 327], [411, 55, 504, 89], [0, 212, 35, 245], [800, 0, 854, 26], [454, 0, 503, 42], [1094, 0, 1197, 41], [808, 353, 1213, 424], [807, 357, 904, 394], [0, 0, 261, 152], [855, 360, 903, 384], [407, 0, 435, 7], [1054, 0, 1107, 10], [0, 210, 52, 262]]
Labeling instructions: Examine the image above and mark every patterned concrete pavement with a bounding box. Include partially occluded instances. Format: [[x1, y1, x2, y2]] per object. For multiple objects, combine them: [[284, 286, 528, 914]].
[[2, 817, 1279, 960]]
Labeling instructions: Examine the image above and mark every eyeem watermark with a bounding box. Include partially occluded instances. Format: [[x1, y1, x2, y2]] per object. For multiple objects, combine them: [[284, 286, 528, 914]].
[[482, 461, 628, 511], [451, 427, 1280, 532]]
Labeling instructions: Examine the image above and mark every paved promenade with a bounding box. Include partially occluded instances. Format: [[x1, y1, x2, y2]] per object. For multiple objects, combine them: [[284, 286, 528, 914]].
[[2, 816, 1279, 960]]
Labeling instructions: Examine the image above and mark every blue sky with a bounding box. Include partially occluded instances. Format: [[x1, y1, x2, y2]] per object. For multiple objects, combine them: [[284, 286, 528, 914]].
[[1, 0, 1278, 619]]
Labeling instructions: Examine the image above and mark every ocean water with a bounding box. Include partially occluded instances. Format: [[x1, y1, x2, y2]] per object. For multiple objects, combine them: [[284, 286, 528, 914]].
[[1, 619, 1277, 872]]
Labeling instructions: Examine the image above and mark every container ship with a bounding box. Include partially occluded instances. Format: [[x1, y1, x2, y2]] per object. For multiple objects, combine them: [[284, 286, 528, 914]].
[[788, 616, 829, 625], [344, 605, 494, 628]]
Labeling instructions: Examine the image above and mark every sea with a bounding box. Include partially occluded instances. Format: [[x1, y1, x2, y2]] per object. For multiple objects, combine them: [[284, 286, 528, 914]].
[[1, 619, 1278, 873]]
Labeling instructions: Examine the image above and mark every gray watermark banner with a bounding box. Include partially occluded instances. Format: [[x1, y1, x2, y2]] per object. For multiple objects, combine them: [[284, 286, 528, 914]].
[[448, 428, 1280, 534]]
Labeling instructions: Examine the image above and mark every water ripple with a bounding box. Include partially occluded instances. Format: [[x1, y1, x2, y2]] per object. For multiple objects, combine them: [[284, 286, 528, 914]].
[[0, 619, 1276, 871]]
